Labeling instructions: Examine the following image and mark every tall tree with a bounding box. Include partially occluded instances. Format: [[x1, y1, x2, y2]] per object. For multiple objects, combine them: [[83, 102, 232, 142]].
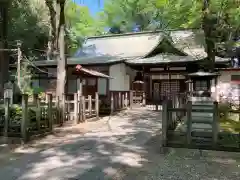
[[65, 1, 104, 54], [45, 0, 57, 60], [202, 0, 216, 71], [101, 0, 240, 66], [8, 0, 49, 56], [56, 0, 67, 109], [0, 0, 9, 96]]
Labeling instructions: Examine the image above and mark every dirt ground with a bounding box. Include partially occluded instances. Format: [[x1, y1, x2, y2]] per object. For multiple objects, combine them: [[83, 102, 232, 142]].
[[0, 108, 239, 180]]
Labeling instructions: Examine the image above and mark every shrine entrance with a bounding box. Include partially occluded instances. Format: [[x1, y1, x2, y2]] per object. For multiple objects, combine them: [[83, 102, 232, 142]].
[[152, 79, 184, 102]]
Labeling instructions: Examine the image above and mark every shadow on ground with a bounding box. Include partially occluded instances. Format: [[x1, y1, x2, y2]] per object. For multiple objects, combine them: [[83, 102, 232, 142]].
[[0, 108, 239, 180]]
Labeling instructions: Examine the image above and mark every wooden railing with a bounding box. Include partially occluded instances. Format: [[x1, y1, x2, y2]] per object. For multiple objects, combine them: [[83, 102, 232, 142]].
[[0, 92, 100, 142], [132, 90, 146, 105], [62, 92, 99, 123], [162, 100, 219, 147], [99, 90, 146, 114], [161, 98, 240, 151], [0, 94, 55, 142], [110, 91, 130, 112]]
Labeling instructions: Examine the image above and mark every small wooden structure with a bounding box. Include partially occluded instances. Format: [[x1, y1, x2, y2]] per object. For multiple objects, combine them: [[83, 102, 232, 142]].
[[72, 64, 111, 97]]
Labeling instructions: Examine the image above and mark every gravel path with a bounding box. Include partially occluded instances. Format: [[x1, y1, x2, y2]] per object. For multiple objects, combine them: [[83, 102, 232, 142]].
[[0, 107, 239, 180]]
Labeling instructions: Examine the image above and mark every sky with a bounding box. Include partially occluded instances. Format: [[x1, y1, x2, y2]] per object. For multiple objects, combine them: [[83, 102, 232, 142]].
[[74, 0, 104, 15]]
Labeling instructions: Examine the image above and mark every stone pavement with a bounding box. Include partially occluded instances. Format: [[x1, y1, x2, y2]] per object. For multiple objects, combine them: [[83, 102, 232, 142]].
[[0, 108, 162, 180]]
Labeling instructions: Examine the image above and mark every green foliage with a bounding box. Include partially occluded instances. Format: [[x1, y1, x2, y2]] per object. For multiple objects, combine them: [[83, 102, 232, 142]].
[[8, 0, 49, 56], [0, 104, 36, 124], [100, 0, 155, 31], [65, 1, 104, 54], [218, 102, 231, 119], [101, 0, 239, 36]]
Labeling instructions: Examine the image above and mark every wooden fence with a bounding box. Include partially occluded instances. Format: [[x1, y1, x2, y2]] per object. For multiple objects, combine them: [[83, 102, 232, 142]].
[[62, 92, 99, 123], [162, 98, 240, 152], [0, 92, 100, 142], [100, 91, 146, 114], [0, 90, 146, 142], [0, 94, 55, 142]]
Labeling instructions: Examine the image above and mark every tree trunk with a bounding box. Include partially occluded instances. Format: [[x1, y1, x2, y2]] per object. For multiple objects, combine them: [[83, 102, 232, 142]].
[[56, 0, 67, 100], [202, 0, 216, 72], [45, 0, 57, 60], [0, 0, 9, 97]]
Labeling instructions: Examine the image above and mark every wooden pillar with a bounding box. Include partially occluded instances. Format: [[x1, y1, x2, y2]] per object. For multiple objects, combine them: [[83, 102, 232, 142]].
[[125, 92, 128, 107], [215, 76, 219, 101], [122, 93, 125, 108], [0, 1, 9, 97], [162, 100, 168, 147], [168, 100, 173, 127], [149, 75, 152, 100], [77, 78, 83, 96], [213, 101, 219, 146], [186, 101, 192, 145], [36, 95, 41, 130], [4, 97, 10, 137], [21, 94, 28, 142], [95, 92, 99, 118], [67, 95, 70, 121], [110, 92, 114, 113], [129, 90, 133, 109], [56, 96, 60, 125], [118, 92, 121, 109], [62, 93, 66, 122], [81, 96, 86, 121], [78, 91, 82, 122], [74, 93, 78, 124], [142, 92, 146, 106], [47, 93, 53, 131], [88, 95, 92, 117]]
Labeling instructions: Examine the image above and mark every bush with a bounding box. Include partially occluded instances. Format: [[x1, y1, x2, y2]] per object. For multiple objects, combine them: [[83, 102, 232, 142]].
[[0, 105, 40, 125], [218, 102, 231, 120]]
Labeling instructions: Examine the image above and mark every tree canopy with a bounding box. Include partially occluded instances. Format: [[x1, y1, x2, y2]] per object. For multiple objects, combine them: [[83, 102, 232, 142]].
[[8, 0, 49, 56], [101, 0, 239, 33], [7, 0, 102, 57], [7, 0, 240, 57], [65, 0, 104, 54]]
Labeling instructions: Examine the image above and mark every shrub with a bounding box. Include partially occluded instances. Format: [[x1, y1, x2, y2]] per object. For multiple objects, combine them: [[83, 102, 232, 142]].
[[0, 105, 40, 125], [218, 102, 231, 120]]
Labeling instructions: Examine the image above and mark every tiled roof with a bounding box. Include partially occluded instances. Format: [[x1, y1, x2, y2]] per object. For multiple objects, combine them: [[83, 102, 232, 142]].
[[170, 30, 207, 59], [126, 54, 198, 64], [73, 31, 163, 63], [126, 53, 230, 65], [24, 29, 230, 67], [33, 56, 125, 66]]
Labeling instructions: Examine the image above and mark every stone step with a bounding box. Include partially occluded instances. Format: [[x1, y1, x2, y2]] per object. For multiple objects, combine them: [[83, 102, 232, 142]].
[[191, 137, 212, 142], [177, 122, 213, 133], [192, 112, 213, 118], [191, 118, 213, 124], [192, 138, 213, 146], [192, 101, 214, 106], [190, 96, 213, 102]]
